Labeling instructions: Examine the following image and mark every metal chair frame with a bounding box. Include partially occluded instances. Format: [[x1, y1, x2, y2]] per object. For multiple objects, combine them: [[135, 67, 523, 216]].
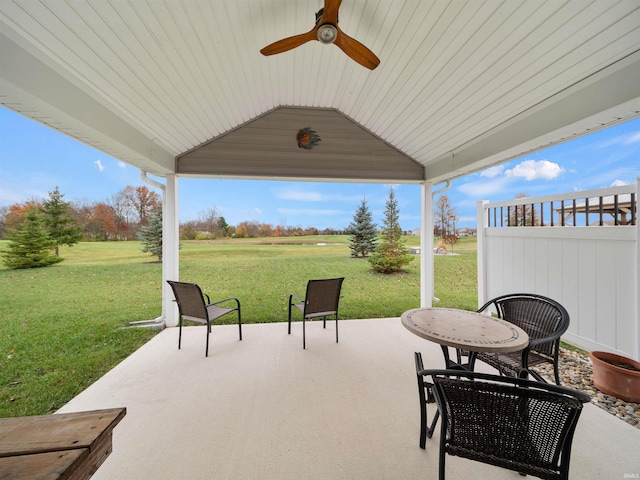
[[167, 280, 242, 357], [288, 278, 344, 349]]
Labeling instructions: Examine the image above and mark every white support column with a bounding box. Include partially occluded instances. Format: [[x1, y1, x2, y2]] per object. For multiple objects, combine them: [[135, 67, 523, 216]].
[[163, 174, 179, 327], [420, 182, 434, 308], [476, 200, 489, 309]]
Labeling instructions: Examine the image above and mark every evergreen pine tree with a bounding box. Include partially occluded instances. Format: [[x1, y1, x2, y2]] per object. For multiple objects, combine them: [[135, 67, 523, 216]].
[[42, 186, 82, 256], [217, 216, 230, 237], [346, 198, 377, 257], [137, 211, 163, 261], [368, 188, 413, 273], [1, 206, 63, 269]]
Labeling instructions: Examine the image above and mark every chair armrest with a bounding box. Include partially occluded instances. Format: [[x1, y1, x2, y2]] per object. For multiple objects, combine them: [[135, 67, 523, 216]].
[[418, 368, 591, 403], [289, 293, 304, 305], [527, 333, 564, 347], [209, 297, 240, 309], [476, 299, 497, 314]]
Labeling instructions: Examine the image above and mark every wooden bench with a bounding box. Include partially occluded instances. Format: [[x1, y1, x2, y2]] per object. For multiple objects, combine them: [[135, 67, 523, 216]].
[[0, 407, 126, 480]]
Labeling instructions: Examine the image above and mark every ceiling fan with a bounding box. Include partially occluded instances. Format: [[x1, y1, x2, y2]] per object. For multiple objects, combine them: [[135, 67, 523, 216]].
[[260, 0, 380, 70]]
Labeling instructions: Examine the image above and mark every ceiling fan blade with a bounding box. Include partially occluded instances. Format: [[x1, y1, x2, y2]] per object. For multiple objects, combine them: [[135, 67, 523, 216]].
[[319, 0, 342, 25], [260, 29, 317, 56], [334, 28, 380, 70]]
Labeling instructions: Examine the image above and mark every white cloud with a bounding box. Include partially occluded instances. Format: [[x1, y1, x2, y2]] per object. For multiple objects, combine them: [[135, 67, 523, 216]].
[[625, 131, 640, 144], [94, 159, 105, 172], [594, 129, 640, 149], [274, 187, 360, 202], [505, 159, 563, 181], [480, 165, 504, 178], [277, 208, 345, 216], [610, 179, 629, 187], [457, 176, 511, 198], [118, 161, 127, 168], [277, 189, 324, 201], [238, 207, 263, 219]]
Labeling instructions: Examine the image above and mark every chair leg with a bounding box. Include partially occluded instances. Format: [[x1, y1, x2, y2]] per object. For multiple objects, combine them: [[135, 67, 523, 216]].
[[205, 320, 210, 357], [415, 352, 436, 449], [237, 306, 242, 341], [439, 443, 446, 480], [287, 300, 293, 335], [303, 316, 306, 349], [419, 393, 427, 448], [335, 316, 338, 343], [438, 418, 447, 480], [178, 317, 183, 350], [553, 358, 561, 385]]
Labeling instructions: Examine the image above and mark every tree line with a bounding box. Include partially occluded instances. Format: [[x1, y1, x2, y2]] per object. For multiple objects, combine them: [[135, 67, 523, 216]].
[[1, 185, 457, 272], [0, 186, 351, 243], [0, 185, 162, 242], [179, 208, 346, 240]]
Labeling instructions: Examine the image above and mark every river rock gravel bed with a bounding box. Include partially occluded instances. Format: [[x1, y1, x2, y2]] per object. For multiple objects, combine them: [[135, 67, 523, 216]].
[[537, 348, 639, 430]]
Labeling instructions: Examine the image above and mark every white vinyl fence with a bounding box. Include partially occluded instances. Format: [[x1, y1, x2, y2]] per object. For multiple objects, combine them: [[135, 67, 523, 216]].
[[477, 179, 639, 360]]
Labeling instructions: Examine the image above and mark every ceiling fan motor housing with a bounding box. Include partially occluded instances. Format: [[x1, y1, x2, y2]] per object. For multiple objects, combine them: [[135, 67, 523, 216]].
[[317, 24, 338, 44]]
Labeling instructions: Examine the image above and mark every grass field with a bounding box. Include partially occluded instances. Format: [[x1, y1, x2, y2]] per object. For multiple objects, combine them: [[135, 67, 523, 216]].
[[0, 236, 477, 417]]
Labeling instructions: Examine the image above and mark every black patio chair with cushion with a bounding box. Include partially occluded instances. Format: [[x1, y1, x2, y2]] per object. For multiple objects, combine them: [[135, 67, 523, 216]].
[[288, 277, 344, 349], [461, 293, 570, 385], [167, 280, 242, 357], [420, 368, 590, 480]]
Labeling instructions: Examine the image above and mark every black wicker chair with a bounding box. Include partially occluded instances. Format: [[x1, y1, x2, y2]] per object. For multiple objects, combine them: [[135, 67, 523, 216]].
[[288, 278, 344, 349], [468, 293, 570, 384], [421, 368, 590, 480], [167, 280, 242, 357]]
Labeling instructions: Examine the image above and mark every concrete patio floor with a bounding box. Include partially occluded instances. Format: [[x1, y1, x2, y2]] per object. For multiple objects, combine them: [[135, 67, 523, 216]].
[[59, 318, 640, 479]]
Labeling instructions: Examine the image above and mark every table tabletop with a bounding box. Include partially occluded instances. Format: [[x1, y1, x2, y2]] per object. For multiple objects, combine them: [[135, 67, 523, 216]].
[[401, 307, 529, 353], [0, 407, 126, 480]]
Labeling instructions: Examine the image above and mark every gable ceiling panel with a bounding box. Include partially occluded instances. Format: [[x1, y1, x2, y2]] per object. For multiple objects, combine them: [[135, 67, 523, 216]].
[[178, 107, 424, 181], [1, 0, 639, 183]]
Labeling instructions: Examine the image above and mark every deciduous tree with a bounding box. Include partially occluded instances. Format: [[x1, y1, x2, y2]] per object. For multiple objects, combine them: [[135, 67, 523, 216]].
[[109, 189, 135, 239], [123, 185, 162, 227], [507, 193, 540, 226], [198, 207, 221, 238], [2, 202, 41, 235], [92, 202, 117, 240], [435, 195, 456, 238]]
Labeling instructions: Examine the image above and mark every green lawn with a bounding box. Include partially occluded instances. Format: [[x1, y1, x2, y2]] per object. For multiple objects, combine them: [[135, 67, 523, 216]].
[[0, 236, 477, 417]]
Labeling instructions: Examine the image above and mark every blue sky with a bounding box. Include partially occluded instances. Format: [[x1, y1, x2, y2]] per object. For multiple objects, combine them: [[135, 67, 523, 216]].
[[1, 106, 638, 230]]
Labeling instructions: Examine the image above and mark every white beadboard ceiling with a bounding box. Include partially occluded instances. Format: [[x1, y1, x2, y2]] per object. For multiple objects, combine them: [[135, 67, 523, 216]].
[[1, 0, 639, 183]]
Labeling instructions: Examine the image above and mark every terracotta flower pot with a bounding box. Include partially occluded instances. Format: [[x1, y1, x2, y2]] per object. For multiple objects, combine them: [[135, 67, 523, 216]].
[[589, 351, 640, 402]]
